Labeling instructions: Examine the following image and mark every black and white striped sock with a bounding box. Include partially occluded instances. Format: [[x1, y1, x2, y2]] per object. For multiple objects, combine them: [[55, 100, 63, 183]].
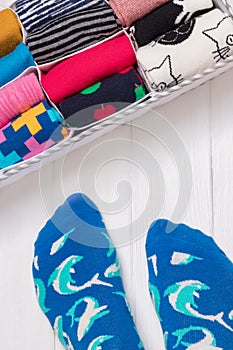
[[25, 2, 121, 65], [15, 0, 105, 33]]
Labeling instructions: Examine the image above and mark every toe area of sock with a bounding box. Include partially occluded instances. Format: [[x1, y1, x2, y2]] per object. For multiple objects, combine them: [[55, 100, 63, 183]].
[[34, 193, 107, 252], [65, 193, 104, 227], [146, 219, 176, 253], [145, 219, 225, 262]]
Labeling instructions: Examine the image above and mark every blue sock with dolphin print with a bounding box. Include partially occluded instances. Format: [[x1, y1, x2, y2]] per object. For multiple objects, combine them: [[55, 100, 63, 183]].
[[32, 193, 144, 350], [146, 219, 233, 350]]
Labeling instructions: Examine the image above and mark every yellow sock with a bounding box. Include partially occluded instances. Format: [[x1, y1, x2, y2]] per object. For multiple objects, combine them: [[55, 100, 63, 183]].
[[0, 9, 23, 58]]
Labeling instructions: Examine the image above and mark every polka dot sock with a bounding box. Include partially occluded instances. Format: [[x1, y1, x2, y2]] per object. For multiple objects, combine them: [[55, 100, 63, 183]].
[[146, 219, 233, 350], [33, 193, 144, 350]]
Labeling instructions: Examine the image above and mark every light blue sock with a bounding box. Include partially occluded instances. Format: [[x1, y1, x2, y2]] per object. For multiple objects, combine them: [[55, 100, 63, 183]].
[[146, 219, 233, 350], [33, 193, 144, 350]]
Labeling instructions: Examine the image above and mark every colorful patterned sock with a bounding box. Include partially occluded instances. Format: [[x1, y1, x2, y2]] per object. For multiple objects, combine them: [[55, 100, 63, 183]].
[[33, 193, 144, 350], [136, 9, 233, 92], [146, 219, 233, 350], [0, 100, 69, 169], [130, 0, 214, 47], [59, 67, 146, 128]]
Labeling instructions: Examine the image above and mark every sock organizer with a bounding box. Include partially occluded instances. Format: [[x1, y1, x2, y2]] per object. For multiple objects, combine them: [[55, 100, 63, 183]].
[[0, 0, 233, 188]]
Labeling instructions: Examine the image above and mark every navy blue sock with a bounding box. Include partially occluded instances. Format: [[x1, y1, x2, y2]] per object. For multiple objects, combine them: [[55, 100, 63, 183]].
[[146, 219, 233, 350], [33, 193, 144, 350], [59, 67, 146, 129]]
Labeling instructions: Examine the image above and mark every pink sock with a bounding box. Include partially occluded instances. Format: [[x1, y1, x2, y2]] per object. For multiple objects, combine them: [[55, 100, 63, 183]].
[[41, 34, 136, 104], [0, 72, 45, 128], [109, 0, 170, 26]]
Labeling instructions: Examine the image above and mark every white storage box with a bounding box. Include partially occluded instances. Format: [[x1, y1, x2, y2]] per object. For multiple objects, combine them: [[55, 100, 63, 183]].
[[0, 0, 233, 188]]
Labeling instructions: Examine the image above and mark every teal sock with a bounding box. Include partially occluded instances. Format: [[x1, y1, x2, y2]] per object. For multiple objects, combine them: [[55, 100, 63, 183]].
[[146, 219, 233, 350]]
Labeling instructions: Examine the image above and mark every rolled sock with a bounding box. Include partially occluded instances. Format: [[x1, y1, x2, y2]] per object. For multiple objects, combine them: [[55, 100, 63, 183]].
[[0, 8, 23, 58], [32, 193, 144, 349], [15, 0, 105, 33], [26, 2, 121, 65], [146, 219, 233, 350], [59, 67, 146, 128], [131, 0, 214, 47], [0, 42, 36, 88], [109, 0, 170, 27], [0, 72, 45, 128], [0, 101, 68, 169], [136, 9, 233, 92], [41, 34, 136, 104]]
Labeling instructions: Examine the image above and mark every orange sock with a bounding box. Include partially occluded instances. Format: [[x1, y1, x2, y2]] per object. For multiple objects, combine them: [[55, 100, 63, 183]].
[[0, 9, 23, 58]]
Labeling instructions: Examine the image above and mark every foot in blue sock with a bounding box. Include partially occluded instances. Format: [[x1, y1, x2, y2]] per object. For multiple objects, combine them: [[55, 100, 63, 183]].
[[33, 193, 144, 350], [146, 219, 233, 350]]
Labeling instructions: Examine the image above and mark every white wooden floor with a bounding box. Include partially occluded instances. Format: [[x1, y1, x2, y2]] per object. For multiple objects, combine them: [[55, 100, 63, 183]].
[[1, 68, 233, 350], [1, 1, 233, 348]]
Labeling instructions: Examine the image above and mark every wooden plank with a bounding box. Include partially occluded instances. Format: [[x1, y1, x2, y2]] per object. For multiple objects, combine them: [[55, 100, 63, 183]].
[[0, 170, 54, 350], [130, 83, 213, 350], [210, 69, 233, 262]]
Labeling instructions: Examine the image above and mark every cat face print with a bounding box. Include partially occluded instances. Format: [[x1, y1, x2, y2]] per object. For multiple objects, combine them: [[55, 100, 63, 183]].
[[203, 16, 233, 62], [173, 0, 213, 25], [157, 20, 195, 46], [147, 55, 183, 91]]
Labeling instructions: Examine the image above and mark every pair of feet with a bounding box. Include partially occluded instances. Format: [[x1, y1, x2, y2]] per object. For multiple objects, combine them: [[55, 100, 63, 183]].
[[33, 193, 233, 349]]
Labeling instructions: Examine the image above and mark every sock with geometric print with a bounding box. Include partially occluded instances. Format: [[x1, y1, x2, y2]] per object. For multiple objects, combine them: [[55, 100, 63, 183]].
[[146, 219, 233, 350], [33, 193, 144, 350]]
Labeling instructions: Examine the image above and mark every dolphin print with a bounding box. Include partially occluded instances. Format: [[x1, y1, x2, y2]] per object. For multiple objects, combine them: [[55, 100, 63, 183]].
[[173, 326, 222, 349], [164, 280, 233, 331], [54, 316, 74, 350], [33, 255, 39, 271], [66, 297, 109, 341], [48, 255, 113, 295], [104, 260, 120, 278], [229, 310, 233, 320], [101, 231, 115, 257], [87, 335, 113, 350], [148, 254, 158, 276], [50, 228, 75, 255], [34, 278, 50, 313], [170, 252, 203, 266]]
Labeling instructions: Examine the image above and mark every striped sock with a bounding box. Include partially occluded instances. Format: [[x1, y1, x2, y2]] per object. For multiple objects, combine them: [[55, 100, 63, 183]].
[[26, 2, 121, 65], [15, 0, 104, 33]]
